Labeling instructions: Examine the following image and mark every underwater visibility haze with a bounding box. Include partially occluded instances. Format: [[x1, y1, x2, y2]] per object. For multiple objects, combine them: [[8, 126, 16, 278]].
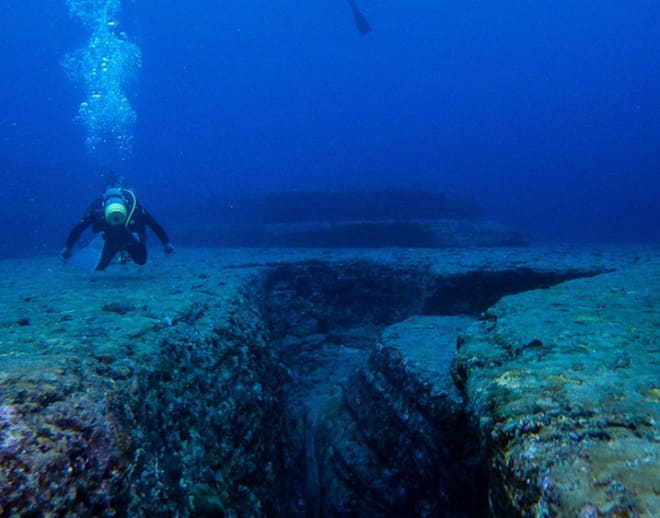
[[1, 2, 660, 516], [0, 0, 659, 254]]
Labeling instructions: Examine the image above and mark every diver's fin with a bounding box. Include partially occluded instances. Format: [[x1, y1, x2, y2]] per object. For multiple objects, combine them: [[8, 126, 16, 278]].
[[69, 235, 105, 272], [346, 0, 371, 35]]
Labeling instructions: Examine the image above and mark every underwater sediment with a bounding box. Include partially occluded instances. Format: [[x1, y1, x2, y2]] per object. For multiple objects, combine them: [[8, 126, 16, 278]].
[[0, 245, 657, 516]]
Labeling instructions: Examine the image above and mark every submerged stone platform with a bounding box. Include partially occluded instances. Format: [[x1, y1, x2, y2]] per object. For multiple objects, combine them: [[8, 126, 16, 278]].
[[453, 261, 660, 516], [0, 245, 657, 516], [166, 189, 527, 248]]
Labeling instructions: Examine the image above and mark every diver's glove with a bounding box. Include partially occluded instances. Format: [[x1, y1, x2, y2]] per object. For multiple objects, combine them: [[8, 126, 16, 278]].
[[163, 243, 175, 255], [60, 246, 72, 260]]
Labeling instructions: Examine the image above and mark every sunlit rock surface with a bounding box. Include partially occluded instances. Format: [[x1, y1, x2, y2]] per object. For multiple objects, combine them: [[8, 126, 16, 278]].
[[0, 245, 657, 515], [453, 261, 660, 516]]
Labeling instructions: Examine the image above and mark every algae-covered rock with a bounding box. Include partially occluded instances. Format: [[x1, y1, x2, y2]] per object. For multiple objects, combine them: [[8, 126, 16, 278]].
[[128, 284, 287, 517], [317, 315, 487, 515], [0, 256, 287, 517], [453, 261, 660, 516], [1, 246, 655, 515], [0, 381, 131, 516]]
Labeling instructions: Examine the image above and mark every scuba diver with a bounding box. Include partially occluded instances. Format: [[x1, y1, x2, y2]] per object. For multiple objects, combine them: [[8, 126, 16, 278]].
[[346, 0, 371, 35], [61, 178, 175, 271]]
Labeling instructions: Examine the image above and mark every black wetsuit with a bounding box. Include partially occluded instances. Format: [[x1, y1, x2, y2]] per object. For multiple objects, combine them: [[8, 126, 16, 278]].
[[64, 192, 170, 271]]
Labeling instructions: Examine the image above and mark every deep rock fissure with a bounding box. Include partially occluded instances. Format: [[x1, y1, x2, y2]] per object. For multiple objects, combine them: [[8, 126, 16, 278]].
[[261, 260, 601, 515]]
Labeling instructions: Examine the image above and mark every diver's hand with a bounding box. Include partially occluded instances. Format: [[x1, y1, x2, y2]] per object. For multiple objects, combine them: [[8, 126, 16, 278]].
[[163, 243, 175, 255], [60, 246, 72, 260]]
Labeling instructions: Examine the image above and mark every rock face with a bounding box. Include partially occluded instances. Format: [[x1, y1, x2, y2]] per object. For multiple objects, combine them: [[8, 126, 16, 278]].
[[261, 260, 436, 515], [259, 255, 615, 515], [257, 219, 528, 248], [329, 316, 486, 515], [128, 288, 288, 516], [0, 371, 129, 514], [174, 218, 528, 249], [0, 246, 656, 516], [453, 262, 660, 516], [166, 189, 528, 248], [259, 190, 484, 223], [171, 189, 484, 225], [0, 257, 287, 517]]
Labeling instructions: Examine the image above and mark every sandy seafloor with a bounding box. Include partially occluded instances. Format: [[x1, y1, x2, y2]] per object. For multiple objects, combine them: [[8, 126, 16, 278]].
[[0, 244, 658, 516]]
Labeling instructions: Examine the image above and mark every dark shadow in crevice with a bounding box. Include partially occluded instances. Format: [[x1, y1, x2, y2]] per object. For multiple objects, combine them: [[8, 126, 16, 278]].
[[261, 260, 604, 516]]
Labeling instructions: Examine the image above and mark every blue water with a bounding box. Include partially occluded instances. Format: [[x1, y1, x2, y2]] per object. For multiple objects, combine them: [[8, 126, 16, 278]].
[[1, 0, 659, 256]]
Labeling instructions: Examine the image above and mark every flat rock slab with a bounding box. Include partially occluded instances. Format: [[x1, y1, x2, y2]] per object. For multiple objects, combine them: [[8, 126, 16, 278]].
[[453, 260, 660, 516], [0, 244, 658, 515], [0, 252, 280, 516], [378, 315, 475, 410]]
